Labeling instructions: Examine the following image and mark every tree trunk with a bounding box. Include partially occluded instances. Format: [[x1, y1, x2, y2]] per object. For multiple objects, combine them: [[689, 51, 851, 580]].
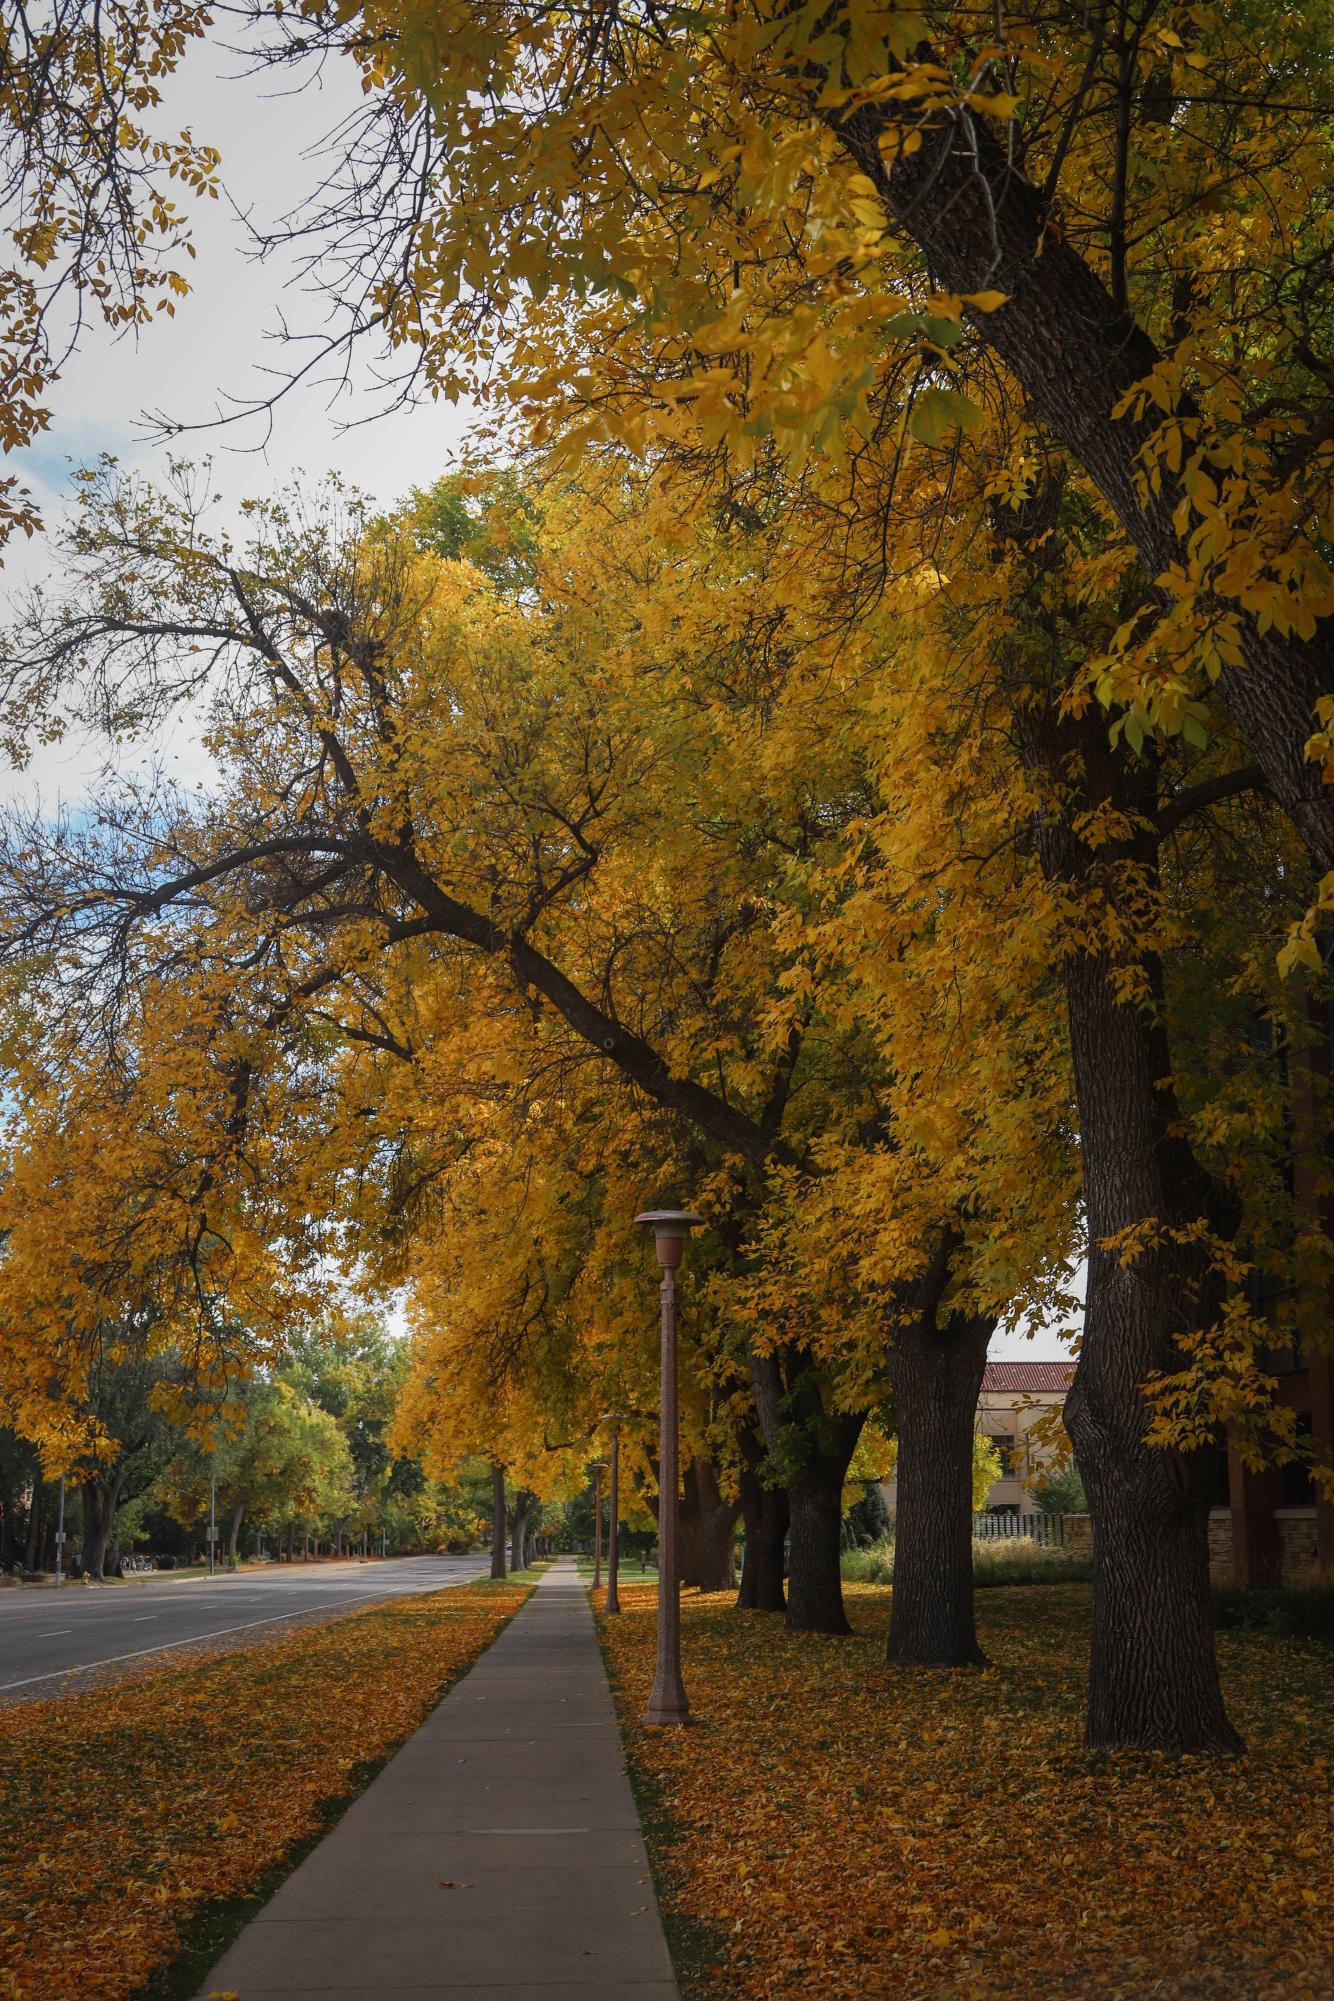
[[80, 1472, 123, 1582], [749, 1352, 863, 1634], [737, 1440, 788, 1613], [226, 1500, 246, 1565], [750, 1352, 863, 1634], [786, 1462, 854, 1635], [1020, 697, 1243, 1752], [490, 1462, 507, 1579], [887, 1300, 992, 1667], [679, 1457, 740, 1593], [834, 96, 1334, 878], [512, 1489, 536, 1574], [1063, 947, 1243, 1752], [678, 1482, 701, 1589]]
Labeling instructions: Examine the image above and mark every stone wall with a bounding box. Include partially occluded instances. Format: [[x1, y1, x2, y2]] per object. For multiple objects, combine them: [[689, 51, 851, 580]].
[[1208, 1508, 1234, 1583], [1064, 1514, 1093, 1556], [1277, 1507, 1320, 1583]]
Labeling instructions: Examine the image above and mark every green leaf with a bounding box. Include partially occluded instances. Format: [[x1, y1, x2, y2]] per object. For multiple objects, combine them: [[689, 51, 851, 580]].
[[908, 388, 984, 447]]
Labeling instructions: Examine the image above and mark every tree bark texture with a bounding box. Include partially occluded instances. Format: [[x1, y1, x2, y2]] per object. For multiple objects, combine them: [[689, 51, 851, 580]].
[[226, 1501, 246, 1565], [80, 1471, 123, 1582], [679, 1456, 740, 1593], [834, 99, 1334, 875], [1022, 699, 1244, 1751], [886, 1299, 992, 1667], [511, 1489, 536, 1575], [737, 1436, 788, 1612], [750, 1352, 863, 1635]]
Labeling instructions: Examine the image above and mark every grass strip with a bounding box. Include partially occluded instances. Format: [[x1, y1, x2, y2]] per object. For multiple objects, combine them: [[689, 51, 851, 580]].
[[842, 1537, 1095, 1587], [0, 1576, 530, 2001], [597, 1578, 1334, 2000]]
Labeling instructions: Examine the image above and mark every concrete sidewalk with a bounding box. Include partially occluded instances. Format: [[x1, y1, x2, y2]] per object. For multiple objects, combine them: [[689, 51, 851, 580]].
[[195, 1560, 679, 1999]]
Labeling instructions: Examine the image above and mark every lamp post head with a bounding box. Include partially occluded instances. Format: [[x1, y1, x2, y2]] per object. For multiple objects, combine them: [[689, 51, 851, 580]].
[[635, 1209, 704, 1270]]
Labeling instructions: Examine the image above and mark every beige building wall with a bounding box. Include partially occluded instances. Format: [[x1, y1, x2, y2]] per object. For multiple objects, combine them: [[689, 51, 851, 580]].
[[976, 1387, 1070, 1511]]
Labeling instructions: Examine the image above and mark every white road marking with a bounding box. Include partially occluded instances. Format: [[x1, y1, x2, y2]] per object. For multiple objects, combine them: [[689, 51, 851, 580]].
[[0, 1574, 485, 1692], [39, 1629, 71, 1637]]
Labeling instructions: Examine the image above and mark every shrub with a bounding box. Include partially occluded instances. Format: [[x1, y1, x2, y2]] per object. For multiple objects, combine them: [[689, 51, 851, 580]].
[[971, 1536, 1092, 1586], [840, 1535, 1094, 1587], [1032, 1464, 1088, 1514], [1212, 1581, 1334, 1641], [841, 1483, 892, 1550]]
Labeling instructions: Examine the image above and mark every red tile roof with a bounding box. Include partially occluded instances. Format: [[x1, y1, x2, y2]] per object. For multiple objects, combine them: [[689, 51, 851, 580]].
[[981, 1361, 1075, 1396]]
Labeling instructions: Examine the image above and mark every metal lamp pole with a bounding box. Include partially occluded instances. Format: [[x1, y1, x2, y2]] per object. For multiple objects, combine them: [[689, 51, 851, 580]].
[[606, 1421, 622, 1615], [54, 1475, 66, 1588], [635, 1208, 702, 1726], [591, 1462, 607, 1590]]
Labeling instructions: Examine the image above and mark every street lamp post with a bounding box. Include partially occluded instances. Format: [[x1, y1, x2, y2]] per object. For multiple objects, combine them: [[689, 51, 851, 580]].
[[606, 1420, 622, 1615], [635, 1208, 703, 1726], [54, 1475, 66, 1588], [592, 1461, 605, 1589]]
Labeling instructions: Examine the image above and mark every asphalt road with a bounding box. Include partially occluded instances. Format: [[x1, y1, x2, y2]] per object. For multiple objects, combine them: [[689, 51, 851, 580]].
[[0, 1553, 490, 1696]]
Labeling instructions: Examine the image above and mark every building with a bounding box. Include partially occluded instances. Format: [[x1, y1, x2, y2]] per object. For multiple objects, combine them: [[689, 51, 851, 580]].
[[976, 1360, 1076, 1512], [1210, 1346, 1334, 1585]]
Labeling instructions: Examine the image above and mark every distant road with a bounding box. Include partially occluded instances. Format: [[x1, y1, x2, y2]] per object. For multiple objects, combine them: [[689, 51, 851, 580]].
[[0, 1554, 489, 1698]]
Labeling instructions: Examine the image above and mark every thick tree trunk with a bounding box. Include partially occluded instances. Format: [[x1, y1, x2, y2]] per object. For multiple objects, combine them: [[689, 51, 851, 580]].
[[490, 1462, 507, 1579], [678, 1495, 701, 1589], [679, 1457, 739, 1593], [80, 1473, 123, 1582], [786, 1464, 854, 1634], [835, 97, 1334, 877], [737, 1442, 788, 1613], [750, 1353, 863, 1634], [511, 1489, 536, 1574], [226, 1501, 246, 1565], [886, 1303, 992, 1667], [1021, 699, 1243, 1752], [1063, 950, 1243, 1752]]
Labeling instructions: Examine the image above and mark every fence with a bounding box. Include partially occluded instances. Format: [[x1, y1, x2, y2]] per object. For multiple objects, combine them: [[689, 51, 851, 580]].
[[972, 1511, 1072, 1548]]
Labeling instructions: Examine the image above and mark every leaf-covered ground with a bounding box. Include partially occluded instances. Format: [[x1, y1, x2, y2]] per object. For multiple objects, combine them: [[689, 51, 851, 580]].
[[0, 1578, 529, 2001], [598, 1580, 1334, 2000]]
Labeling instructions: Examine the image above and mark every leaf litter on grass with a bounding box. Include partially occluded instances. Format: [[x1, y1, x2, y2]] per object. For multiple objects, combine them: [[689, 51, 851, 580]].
[[0, 1580, 528, 2001], [597, 1579, 1334, 2001]]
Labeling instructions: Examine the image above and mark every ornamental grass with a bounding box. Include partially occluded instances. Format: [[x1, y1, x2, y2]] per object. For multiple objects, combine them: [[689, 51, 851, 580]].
[[598, 1579, 1334, 2001], [0, 1579, 529, 2001]]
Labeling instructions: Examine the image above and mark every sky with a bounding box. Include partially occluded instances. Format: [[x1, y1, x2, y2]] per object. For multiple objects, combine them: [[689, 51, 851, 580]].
[[5, 28, 475, 805], [0, 27, 1076, 1363]]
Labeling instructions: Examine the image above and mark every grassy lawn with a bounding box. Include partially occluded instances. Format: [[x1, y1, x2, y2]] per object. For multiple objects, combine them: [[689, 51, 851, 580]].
[[0, 1577, 530, 2001], [595, 1578, 1334, 2001]]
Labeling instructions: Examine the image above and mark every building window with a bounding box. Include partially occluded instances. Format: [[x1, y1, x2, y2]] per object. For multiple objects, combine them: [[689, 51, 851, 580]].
[[991, 1434, 1016, 1477]]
